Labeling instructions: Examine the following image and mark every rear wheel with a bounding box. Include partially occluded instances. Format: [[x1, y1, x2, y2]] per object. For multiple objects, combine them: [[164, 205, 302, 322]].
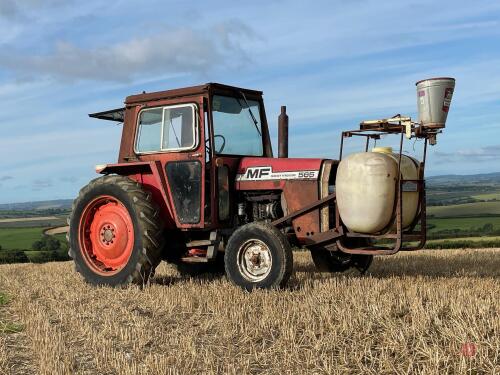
[[68, 175, 164, 286], [225, 222, 293, 291], [310, 239, 373, 275]]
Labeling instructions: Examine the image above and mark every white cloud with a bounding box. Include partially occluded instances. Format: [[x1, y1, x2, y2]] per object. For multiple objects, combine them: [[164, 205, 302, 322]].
[[0, 20, 258, 82], [435, 145, 500, 163]]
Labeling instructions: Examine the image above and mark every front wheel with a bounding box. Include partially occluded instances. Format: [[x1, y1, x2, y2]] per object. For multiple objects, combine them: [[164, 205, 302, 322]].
[[224, 222, 293, 291]]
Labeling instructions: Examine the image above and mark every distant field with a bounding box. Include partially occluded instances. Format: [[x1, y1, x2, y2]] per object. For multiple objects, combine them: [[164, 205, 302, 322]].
[[0, 227, 69, 251], [0, 228, 45, 250], [44, 225, 69, 235], [0, 216, 59, 223], [428, 217, 500, 232], [471, 192, 500, 200], [0, 216, 67, 229], [426, 236, 500, 245], [53, 233, 67, 244], [427, 201, 500, 217]]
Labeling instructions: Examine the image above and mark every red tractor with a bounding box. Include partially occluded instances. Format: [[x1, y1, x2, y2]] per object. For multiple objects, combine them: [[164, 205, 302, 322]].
[[68, 80, 454, 290]]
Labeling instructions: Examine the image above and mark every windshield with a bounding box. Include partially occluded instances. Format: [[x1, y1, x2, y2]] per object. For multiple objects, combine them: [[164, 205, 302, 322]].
[[212, 94, 264, 156]]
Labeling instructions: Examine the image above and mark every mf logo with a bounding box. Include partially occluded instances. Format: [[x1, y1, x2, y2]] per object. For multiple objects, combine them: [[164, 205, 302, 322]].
[[245, 167, 271, 179], [236, 166, 318, 181]]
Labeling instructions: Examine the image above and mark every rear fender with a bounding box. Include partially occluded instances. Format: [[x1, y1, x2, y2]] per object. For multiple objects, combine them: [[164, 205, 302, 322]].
[[97, 161, 175, 227]]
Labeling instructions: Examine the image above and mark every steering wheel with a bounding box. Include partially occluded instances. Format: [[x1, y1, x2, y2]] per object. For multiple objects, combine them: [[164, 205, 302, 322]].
[[205, 134, 226, 154], [207, 134, 226, 154]]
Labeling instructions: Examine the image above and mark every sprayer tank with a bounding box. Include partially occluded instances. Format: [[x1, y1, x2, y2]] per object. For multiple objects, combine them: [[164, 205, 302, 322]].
[[336, 148, 420, 234]]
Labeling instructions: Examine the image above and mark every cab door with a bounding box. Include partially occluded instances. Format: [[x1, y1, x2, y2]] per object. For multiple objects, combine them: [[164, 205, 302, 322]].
[[135, 99, 208, 228]]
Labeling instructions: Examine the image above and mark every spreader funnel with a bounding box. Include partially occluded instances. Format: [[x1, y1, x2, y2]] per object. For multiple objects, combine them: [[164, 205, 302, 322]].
[[416, 77, 455, 129]]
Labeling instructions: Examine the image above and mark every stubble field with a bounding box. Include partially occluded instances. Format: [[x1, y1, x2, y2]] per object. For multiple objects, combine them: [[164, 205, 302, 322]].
[[0, 249, 499, 374]]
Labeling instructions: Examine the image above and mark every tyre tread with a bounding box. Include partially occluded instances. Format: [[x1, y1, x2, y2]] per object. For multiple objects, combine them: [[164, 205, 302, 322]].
[[68, 175, 164, 286]]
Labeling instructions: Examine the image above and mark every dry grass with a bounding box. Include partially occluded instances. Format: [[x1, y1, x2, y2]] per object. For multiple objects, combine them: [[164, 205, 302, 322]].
[[0, 248, 499, 375]]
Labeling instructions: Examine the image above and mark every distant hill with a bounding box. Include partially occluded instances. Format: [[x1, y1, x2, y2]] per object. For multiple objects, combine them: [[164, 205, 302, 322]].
[[0, 172, 499, 211], [427, 172, 500, 186], [0, 199, 73, 211]]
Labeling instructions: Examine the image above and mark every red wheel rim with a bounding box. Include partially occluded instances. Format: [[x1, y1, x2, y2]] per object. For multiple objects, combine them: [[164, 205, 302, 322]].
[[78, 195, 135, 275]]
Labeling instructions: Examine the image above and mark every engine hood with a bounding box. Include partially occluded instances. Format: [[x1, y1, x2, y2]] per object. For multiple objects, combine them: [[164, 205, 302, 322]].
[[236, 157, 324, 182]]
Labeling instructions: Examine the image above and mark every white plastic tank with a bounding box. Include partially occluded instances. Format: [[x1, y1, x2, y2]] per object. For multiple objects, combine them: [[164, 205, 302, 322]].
[[336, 147, 420, 234], [372, 147, 419, 229]]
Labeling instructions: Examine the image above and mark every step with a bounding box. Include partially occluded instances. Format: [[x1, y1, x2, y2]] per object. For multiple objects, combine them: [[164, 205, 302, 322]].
[[181, 257, 209, 263], [185, 240, 214, 248]]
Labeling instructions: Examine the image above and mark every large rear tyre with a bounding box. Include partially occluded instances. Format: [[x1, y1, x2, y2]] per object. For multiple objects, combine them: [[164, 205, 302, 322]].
[[68, 175, 164, 286], [224, 222, 293, 291]]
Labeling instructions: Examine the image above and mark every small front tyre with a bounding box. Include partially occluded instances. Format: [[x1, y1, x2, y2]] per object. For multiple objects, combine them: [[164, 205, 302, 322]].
[[224, 222, 293, 291]]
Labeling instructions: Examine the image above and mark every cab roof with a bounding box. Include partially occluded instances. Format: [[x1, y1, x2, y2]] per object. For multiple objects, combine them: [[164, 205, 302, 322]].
[[89, 82, 263, 122]]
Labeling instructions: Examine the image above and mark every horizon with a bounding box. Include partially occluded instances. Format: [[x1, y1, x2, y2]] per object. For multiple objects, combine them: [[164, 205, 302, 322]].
[[1, 0, 500, 204], [1, 170, 499, 206]]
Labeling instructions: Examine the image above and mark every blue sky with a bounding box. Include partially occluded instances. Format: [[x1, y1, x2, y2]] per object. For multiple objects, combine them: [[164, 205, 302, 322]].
[[0, 0, 499, 204]]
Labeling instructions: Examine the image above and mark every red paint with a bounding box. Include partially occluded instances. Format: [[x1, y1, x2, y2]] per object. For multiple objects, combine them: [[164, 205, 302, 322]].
[[78, 196, 134, 275], [100, 161, 177, 228], [238, 157, 322, 174], [442, 88, 453, 112], [188, 248, 207, 256]]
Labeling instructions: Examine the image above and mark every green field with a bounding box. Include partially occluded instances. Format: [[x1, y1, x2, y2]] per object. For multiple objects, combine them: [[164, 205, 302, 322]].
[[427, 216, 500, 232], [0, 228, 46, 250], [471, 192, 500, 200], [427, 236, 500, 243], [424, 236, 500, 249], [427, 201, 500, 217]]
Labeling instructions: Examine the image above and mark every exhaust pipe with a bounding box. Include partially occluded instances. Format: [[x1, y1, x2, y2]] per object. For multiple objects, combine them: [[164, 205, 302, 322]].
[[278, 106, 288, 158]]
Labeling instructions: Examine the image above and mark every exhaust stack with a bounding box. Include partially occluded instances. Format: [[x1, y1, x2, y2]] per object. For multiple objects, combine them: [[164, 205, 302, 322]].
[[278, 106, 288, 158]]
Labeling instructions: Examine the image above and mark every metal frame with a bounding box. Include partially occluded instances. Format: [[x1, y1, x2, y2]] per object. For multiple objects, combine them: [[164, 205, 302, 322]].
[[337, 121, 429, 254], [273, 116, 432, 256]]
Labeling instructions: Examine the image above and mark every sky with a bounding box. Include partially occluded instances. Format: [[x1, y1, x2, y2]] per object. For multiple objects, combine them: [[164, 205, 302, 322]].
[[0, 0, 499, 204]]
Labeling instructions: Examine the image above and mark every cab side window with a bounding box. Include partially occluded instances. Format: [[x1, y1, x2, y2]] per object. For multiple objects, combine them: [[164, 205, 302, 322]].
[[136, 104, 197, 153], [136, 108, 162, 153]]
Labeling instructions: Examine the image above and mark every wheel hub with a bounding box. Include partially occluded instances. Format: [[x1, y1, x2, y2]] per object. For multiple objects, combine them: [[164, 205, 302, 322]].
[[238, 239, 272, 282], [101, 226, 115, 244], [79, 196, 134, 275]]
